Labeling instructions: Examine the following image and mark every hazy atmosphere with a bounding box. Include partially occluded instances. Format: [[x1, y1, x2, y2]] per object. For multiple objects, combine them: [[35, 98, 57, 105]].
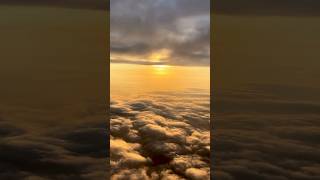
[[0, 3, 107, 179], [213, 0, 320, 179]]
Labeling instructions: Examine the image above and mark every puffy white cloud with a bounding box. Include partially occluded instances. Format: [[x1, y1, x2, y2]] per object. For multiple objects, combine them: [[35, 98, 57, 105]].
[[111, 168, 149, 180], [110, 139, 148, 168], [185, 168, 209, 180]]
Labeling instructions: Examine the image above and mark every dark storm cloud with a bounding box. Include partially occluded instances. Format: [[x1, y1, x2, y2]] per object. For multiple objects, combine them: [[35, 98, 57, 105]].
[[212, 84, 320, 179], [110, 91, 210, 179], [0, 0, 108, 10], [213, 0, 320, 16], [110, 0, 210, 66]]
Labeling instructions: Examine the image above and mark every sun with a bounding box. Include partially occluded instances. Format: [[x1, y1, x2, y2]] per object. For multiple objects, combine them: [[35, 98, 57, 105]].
[[152, 65, 170, 75]]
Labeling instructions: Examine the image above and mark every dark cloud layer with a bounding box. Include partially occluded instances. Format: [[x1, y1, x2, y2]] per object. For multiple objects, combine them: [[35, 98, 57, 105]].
[[0, 103, 108, 180], [110, 0, 210, 66], [214, 0, 320, 16], [213, 85, 320, 180]]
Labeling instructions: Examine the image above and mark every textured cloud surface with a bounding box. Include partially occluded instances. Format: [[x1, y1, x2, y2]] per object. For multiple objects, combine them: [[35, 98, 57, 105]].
[[111, 91, 210, 179], [110, 0, 210, 66], [0, 102, 107, 179], [213, 85, 320, 180]]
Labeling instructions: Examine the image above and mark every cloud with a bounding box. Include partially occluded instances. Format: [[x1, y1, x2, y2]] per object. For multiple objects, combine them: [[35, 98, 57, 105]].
[[212, 14, 320, 179], [212, 84, 320, 180], [110, 91, 210, 179], [111, 59, 168, 66], [0, 5, 107, 179], [185, 168, 209, 180], [110, 0, 210, 66], [0, 101, 107, 179]]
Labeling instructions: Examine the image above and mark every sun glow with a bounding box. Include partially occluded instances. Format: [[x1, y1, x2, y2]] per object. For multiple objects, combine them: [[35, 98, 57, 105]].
[[149, 49, 171, 62], [111, 63, 210, 96], [152, 65, 170, 75]]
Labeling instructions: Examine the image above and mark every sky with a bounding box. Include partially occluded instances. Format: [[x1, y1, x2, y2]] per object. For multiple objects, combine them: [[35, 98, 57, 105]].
[[110, 1, 211, 179], [110, 0, 210, 66], [1, 1, 319, 179]]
